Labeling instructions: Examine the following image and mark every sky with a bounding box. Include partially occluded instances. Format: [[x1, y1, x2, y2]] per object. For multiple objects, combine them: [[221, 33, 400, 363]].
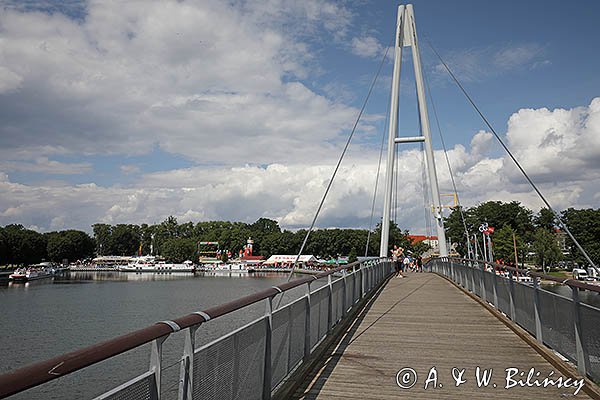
[[0, 0, 599, 235]]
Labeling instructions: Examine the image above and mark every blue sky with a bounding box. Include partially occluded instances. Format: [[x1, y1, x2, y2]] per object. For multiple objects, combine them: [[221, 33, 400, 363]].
[[0, 0, 599, 233]]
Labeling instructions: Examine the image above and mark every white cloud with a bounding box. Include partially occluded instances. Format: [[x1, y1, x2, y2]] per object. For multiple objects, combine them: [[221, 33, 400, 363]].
[[120, 165, 141, 175], [0, 157, 92, 174], [350, 35, 383, 58], [2, 99, 600, 234], [0, 1, 367, 165], [433, 43, 549, 83], [0, 3, 597, 237]]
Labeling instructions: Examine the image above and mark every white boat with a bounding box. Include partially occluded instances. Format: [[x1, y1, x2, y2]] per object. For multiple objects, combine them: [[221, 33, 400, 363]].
[[9, 267, 53, 282], [201, 263, 254, 273], [119, 257, 195, 272]]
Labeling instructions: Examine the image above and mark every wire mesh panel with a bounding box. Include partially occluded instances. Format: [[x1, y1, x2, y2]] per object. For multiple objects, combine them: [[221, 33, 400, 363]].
[[473, 268, 483, 298], [579, 303, 600, 382], [310, 285, 329, 349], [483, 271, 495, 304], [331, 279, 344, 325], [271, 304, 291, 390], [345, 273, 355, 309], [466, 267, 474, 293], [95, 371, 155, 400], [354, 271, 362, 303], [193, 318, 267, 400], [270, 296, 307, 390], [495, 276, 511, 316], [538, 289, 576, 363], [513, 282, 535, 334], [288, 297, 307, 374]]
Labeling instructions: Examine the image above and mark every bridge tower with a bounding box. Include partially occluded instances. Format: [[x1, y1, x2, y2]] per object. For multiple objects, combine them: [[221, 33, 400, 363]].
[[379, 4, 448, 257]]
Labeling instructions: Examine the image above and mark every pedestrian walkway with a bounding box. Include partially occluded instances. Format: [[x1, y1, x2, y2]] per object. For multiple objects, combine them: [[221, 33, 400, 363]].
[[293, 272, 592, 399]]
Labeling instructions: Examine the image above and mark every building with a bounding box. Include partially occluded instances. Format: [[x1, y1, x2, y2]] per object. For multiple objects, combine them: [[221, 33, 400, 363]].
[[408, 235, 438, 249]]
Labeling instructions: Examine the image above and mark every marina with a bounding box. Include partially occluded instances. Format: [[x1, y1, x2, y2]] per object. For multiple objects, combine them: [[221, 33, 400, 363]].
[[0, 1, 598, 399], [0, 270, 315, 400]]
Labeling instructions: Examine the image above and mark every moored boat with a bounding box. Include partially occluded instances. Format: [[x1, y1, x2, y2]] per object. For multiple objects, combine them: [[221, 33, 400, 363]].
[[119, 256, 195, 272], [9, 266, 54, 282]]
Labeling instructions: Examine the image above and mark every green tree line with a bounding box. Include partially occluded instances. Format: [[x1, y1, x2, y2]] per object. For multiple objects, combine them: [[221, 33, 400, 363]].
[[0, 217, 423, 266], [444, 201, 600, 269]]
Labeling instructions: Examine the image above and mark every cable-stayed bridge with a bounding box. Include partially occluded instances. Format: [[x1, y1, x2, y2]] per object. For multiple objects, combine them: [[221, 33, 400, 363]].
[[1, 4, 599, 400]]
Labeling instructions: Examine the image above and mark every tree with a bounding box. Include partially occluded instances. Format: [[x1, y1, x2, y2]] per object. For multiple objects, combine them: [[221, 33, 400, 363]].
[[534, 208, 556, 232], [161, 238, 197, 263], [561, 208, 600, 266], [532, 228, 562, 272], [348, 247, 358, 263], [0, 227, 8, 265], [410, 240, 431, 256], [46, 230, 95, 263], [3, 224, 47, 265], [109, 224, 140, 256], [368, 221, 411, 257], [444, 206, 472, 256], [491, 225, 523, 264], [92, 223, 112, 256]]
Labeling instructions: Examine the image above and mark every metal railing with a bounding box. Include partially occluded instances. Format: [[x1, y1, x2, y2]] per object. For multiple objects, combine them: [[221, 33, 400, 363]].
[[427, 257, 600, 382], [0, 258, 393, 400]]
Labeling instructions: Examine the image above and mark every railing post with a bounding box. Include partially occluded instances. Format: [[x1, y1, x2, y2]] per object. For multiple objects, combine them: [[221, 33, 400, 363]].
[[178, 325, 199, 400], [327, 274, 333, 332], [342, 268, 348, 317], [508, 270, 516, 319], [479, 262, 486, 302], [533, 276, 543, 343], [149, 335, 168, 400], [304, 281, 312, 360], [571, 286, 591, 376], [361, 264, 366, 297], [470, 264, 476, 293], [492, 265, 499, 308], [263, 296, 274, 400]]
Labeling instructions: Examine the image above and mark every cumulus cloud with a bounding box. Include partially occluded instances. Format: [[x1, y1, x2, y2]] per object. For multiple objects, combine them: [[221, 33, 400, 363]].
[[0, 0, 366, 165], [0, 157, 91, 174], [350, 35, 384, 58], [0, 2, 598, 236], [2, 99, 599, 234]]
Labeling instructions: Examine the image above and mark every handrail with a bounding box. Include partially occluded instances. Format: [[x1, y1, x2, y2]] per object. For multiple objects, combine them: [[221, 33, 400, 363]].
[[442, 256, 600, 293], [0, 259, 384, 399]]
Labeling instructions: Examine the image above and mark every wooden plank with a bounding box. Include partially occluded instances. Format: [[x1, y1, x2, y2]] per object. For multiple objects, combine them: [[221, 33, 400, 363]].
[[292, 273, 593, 399]]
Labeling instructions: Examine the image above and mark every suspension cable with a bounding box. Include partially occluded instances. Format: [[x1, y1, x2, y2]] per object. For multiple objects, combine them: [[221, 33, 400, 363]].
[[416, 89, 433, 251], [422, 54, 473, 258], [393, 139, 399, 224], [282, 38, 393, 287], [365, 78, 393, 257], [420, 142, 433, 245], [426, 37, 598, 270]]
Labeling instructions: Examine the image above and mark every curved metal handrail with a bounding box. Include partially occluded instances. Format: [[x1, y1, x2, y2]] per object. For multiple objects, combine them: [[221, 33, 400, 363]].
[[0, 259, 385, 398], [437, 256, 600, 293]]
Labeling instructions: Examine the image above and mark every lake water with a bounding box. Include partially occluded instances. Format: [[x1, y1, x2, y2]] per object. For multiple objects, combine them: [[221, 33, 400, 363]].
[[2, 271, 599, 399], [0, 271, 314, 400]]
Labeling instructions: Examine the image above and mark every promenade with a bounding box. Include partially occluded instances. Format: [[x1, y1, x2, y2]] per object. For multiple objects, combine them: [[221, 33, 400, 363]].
[[293, 272, 593, 399]]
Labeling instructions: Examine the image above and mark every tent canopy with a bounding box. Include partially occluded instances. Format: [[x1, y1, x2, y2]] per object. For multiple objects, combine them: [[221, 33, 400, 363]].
[[263, 255, 317, 264]]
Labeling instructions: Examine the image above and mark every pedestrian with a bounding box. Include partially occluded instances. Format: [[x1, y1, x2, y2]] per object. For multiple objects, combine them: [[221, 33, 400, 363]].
[[417, 255, 423, 272], [403, 255, 410, 274], [392, 245, 400, 277]]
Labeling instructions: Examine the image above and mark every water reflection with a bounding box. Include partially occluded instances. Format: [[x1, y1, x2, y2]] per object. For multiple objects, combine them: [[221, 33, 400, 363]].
[[542, 284, 600, 308]]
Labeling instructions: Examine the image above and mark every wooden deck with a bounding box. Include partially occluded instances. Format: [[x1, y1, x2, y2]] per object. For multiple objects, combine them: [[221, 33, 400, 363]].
[[293, 272, 593, 399]]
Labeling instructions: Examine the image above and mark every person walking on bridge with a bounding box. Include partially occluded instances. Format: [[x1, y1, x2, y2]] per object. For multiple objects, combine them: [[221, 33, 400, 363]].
[[392, 246, 404, 278]]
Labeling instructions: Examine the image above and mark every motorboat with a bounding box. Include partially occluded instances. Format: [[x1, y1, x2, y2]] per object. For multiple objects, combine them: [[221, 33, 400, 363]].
[[9, 267, 53, 282], [119, 256, 195, 272]]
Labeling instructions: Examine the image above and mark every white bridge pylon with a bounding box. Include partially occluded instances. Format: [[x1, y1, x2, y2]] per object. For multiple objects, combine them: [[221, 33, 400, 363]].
[[379, 4, 448, 257]]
